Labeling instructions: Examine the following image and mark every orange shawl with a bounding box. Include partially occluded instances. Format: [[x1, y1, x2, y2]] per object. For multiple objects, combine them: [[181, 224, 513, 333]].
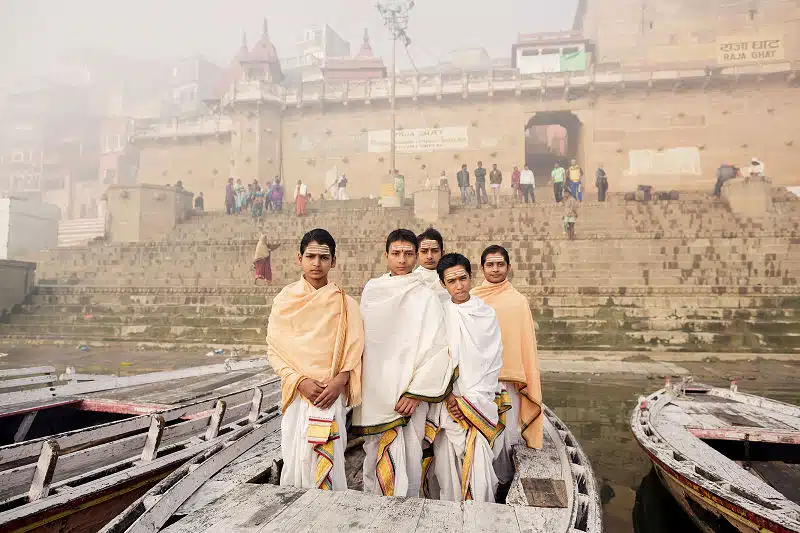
[[266, 277, 364, 413], [471, 279, 543, 449]]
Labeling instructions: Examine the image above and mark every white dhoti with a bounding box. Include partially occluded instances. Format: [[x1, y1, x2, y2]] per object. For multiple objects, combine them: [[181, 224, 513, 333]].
[[280, 397, 348, 490], [362, 405, 427, 497], [494, 384, 522, 484], [434, 408, 498, 502]]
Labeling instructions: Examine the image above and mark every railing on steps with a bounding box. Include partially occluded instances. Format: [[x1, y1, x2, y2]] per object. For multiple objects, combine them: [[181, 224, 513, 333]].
[[57, 218, 107, 248]]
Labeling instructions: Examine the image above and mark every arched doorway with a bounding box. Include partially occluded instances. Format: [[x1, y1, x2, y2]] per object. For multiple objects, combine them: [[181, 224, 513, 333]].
[[525, 111, 582, 187]]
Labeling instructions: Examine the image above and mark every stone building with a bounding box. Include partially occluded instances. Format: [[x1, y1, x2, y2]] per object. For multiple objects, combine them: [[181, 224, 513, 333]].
[[133, 1, 800, 210]]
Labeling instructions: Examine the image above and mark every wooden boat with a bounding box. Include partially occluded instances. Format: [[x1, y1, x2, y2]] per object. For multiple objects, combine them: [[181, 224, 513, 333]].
[[0, 362, 280, 533], [99, 405, 602, 533], [631, 378, 800, 533]]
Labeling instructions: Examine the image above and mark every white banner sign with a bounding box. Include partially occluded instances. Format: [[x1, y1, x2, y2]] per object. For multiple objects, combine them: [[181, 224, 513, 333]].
[[367, 127, 469, 153], [627, 147, 701, 177]]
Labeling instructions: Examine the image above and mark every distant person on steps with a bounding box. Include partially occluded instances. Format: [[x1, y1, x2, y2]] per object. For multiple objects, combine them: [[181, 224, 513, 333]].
[[595, 164, 608, 202], [194, 192, 204, 212], [519, 164, 535, 204], [551, 162, 565, 203]]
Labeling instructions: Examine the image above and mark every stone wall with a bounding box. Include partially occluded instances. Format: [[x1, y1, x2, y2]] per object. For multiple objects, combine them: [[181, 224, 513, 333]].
[[106, 184, 194, 243], [0, 197, 60, 260], [136, 80, 800, 203], [582, 0, 800, 68], [0, 260, 35, 320]]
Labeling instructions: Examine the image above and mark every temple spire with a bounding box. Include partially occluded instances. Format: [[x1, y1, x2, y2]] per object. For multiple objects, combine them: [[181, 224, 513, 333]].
[[262, 18, 269, 37], [358, 28, 373, 57], [240, 31, 248, 52]]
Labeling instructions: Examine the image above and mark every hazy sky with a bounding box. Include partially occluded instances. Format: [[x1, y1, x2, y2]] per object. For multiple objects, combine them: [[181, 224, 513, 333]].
[[0, 0, 578, 85]]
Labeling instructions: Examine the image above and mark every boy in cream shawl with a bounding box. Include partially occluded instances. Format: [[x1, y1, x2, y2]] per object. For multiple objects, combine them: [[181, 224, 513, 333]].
[[471, 245, 543, 494], [266, 229, 364, 491], [352, 229, 455, 498], [434, 253, 506, 502]]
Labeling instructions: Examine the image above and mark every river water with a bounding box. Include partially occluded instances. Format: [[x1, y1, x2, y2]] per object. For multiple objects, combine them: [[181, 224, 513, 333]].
[[544, 359, 800, 532]]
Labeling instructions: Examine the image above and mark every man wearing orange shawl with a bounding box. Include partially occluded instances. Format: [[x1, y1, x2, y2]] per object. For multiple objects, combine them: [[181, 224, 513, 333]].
[[471, 245, 543, 487], [266, 229, 364, 491]]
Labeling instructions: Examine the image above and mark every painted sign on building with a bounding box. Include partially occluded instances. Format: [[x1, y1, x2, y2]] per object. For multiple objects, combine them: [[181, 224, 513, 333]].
[[367, 127, 469, 153], [717, 35, 784, 65], [627, 147, 701, 177]]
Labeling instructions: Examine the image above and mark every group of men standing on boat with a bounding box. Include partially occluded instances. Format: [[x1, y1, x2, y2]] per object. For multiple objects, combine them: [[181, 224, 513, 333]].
[[265, 227, 542, 503]]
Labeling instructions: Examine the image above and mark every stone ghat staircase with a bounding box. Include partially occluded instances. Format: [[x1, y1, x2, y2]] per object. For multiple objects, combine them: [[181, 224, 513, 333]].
[[3, 196, 800, 353]]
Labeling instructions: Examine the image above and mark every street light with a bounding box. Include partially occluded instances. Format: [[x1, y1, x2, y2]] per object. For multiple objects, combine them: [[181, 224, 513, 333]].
[[376, 0, 414, 175]]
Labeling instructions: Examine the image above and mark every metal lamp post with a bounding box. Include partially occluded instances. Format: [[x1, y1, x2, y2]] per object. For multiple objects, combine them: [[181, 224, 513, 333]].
[[376, 0, 414, 175]]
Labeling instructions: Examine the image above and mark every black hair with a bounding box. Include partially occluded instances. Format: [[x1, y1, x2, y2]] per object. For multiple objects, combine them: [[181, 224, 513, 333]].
[[437, 253, 472, 283], [480, 245, 510, 266], [417, 227, 444, 252], [300, 228, 336, 257], [385, 229, 419, 253]]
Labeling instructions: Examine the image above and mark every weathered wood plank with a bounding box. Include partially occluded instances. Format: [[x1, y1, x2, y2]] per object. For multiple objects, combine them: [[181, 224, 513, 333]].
[[688, 426, 800, 444], [0, 378, 278, 468], [513, 504, 572, 533], [416, 499, 463, 533], [462, 500, 521, 533], [167, 484, 305, 533], [0, 367, 56, 379], [0, 360, 269, 406], [205, 401, 226, 440], [248, 388, 263, 423], [101, 415, 280, 533], [140, 415, 165, 462], [0, 417, 270, 527], [13, 412, 37, 443], [0, 374, 56, 391], [28, 440, 59, 502], [0, 402, 255, 501], [252, 488, 326, 533]]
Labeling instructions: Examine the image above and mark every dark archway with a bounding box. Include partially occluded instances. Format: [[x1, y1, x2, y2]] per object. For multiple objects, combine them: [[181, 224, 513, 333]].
[[525, 111, 582, 187]]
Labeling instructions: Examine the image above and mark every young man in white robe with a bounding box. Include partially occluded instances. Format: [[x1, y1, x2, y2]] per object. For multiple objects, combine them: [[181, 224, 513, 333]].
[[266, 229, 364, 491], [433, 253, 506, 502], [413, 227, 449, 497], [414, 227, 448, 298], [352, 229, 455, 498]]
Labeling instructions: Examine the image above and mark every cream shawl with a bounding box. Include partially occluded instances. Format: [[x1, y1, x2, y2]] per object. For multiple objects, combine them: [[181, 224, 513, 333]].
[[254, 235, 270, 262], [471, 279, 543, 449], [266, 277, 364, 413], [444, 296, 503, 424], [351, 272, 454, 435]]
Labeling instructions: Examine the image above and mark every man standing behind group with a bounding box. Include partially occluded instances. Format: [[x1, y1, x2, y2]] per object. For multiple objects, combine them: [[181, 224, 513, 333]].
[[457, 164, 470, 205], [520, 164, 536, 204], [474, 161, 487, 208], [434, 253, 505, 502], [353, 229, 455, 498], [567, 159, 584, 201], [266, 229, 364, 491], [551, 162, 565, 203], [472, 245, 543, 492], [415, 228, 449, 302], [489, 164, 503, 208]]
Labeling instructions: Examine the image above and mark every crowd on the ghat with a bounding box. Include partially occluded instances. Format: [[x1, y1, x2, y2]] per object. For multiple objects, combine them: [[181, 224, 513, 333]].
[[264, 226, 542, 503]]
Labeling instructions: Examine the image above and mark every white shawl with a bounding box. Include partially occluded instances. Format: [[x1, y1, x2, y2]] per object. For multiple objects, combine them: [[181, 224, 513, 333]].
[[444, 296, 503, 424], [414, 265, 451, 304], [352, 272, 454, 434]]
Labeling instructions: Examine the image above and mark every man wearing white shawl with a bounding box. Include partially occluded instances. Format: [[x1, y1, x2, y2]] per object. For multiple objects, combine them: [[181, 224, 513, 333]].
[[414, 227, 450, 302], [433, 253, 507, 502], [352, 229, 455, 498]]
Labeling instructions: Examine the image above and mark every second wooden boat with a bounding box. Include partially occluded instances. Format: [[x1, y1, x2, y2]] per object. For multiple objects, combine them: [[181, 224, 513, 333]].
[[631, 378, 800, 533]]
